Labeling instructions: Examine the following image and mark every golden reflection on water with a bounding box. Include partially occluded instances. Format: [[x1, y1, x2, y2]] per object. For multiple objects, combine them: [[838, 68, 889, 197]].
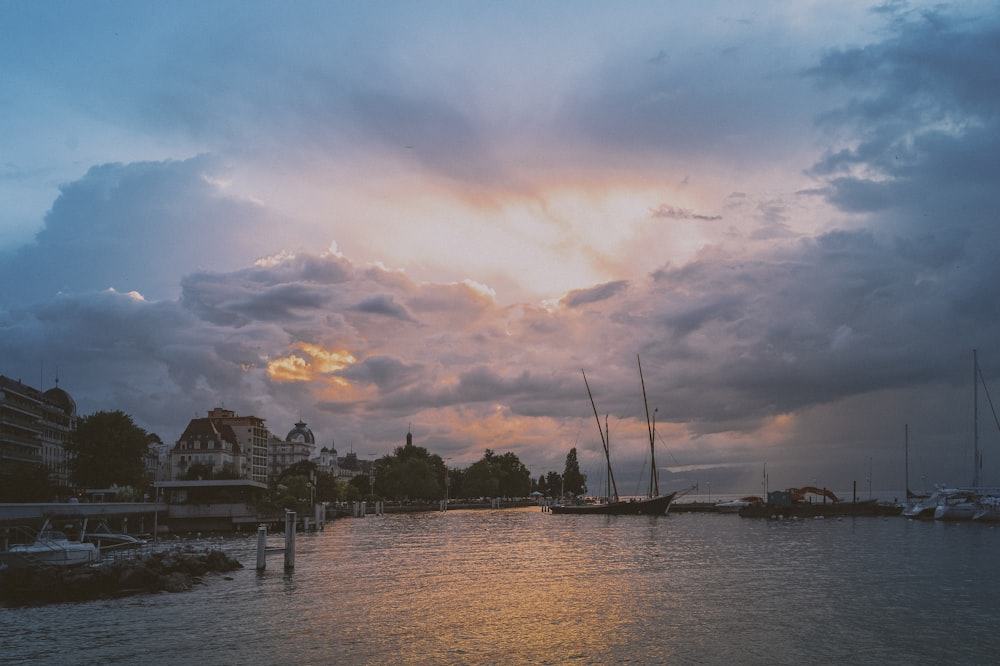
[[300, 508, 668, 664]]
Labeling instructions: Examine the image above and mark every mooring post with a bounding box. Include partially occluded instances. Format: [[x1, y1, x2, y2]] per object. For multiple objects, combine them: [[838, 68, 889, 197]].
[[284, 510, 296, 570], [256, 524, 267, 570]]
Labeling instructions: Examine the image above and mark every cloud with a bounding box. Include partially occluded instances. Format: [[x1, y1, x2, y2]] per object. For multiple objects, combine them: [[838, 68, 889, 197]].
[[563, 281, 630, 308], [0, 156, 282, 304], [807, 8, 1000, 237], [4, 2, 1000, 494], [351, 295, 415, 321], [650, 204, 722, 221]]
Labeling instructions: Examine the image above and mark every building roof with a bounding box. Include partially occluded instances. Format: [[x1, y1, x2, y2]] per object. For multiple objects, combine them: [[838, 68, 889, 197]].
[[43, 386, 77, 416], [286, 420, 315, 444], [178, 418, 240, 450]]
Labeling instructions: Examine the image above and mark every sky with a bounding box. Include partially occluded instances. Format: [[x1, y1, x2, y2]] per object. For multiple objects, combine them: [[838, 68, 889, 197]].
[[3, 0, 1000, 497]]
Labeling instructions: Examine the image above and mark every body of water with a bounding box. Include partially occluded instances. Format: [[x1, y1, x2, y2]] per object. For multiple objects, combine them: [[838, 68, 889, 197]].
[[3, 507, 999, 665]]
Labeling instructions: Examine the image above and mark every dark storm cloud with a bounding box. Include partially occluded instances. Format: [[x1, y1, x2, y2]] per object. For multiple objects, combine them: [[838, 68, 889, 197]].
[[807, 9, 1000, 236], [340, 355, 424, 393], [0, 156, 276, 304], [351, 295, 415, 321], [563, 281, 630, 307]]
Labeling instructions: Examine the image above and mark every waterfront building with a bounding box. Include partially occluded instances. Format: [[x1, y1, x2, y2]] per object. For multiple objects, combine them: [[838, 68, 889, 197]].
[[203, 408, 270, 483], [0, 375, 77, 487], [169, 407, 271, 483], [169, 417, 245, 480], [269, 420, 316, 479], [313, 442, 340, 476]]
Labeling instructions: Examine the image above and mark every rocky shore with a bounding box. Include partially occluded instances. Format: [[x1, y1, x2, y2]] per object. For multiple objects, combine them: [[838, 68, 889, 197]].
[[0, 547, 243, 606]]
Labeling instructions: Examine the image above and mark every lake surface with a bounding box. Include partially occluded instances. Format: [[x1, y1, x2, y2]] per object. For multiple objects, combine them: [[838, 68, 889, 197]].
[[3, 507, 1000, 665]]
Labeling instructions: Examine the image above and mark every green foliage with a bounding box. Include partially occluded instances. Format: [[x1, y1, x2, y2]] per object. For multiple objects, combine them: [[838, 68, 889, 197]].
[[346, 474, 371, 501], [280, 460, 318, 479], [282, 474, 311, 500], [545, 471, 563, 497], [276, 461, 341, 503], [182, 462, 214, 480], [459, 449, 532, 498], [67, 410, 149, 489], [562, 447, 587, 496], [182, 461, 241, 481], [315, 472, 343, 502], [374, 440, 446, 500], [0, 462, 54, 501]]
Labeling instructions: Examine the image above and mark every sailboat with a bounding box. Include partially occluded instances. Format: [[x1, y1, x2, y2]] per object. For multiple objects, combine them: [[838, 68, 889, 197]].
[[905, 350, 1000, 520], [551, 356, 680, 516]]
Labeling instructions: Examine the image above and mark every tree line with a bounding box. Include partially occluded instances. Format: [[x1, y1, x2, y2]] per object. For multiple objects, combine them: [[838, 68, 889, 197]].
[[3, 409, 589, 506]]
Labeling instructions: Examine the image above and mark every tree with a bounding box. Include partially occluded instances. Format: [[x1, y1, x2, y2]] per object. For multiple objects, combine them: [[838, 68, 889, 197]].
[[460, 449, 532, 498], [375, 440, 446, 500], [545, 471, 563, 498], [183, 462, 215, 481], [346, 474, 371, 501], [562, 447, 587, 497], [67, 410, 149, 489], [0, 461, 54, 501], [276, 461, 341, 503]]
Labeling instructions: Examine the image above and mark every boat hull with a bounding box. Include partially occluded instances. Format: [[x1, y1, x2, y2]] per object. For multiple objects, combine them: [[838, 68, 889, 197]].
[[7, 541, 99, 567], [550, 492, 676, 516]]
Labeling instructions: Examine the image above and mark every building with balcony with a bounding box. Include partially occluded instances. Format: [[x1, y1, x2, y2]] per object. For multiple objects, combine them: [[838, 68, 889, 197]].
[[0, 375, 77, 486], [169, 407, 271, 483], [269, 419, 316, 480]]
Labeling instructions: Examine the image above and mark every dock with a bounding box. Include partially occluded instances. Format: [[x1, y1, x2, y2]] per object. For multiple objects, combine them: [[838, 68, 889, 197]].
[[0, 502, 166, 523]]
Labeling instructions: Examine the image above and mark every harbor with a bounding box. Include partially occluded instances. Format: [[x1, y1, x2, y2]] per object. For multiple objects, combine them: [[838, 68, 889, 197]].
[[5, 507, 1000, 664]]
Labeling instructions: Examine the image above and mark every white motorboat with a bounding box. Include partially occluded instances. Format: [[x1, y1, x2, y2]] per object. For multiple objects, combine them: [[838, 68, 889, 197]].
[[715, 497, 763, 513], [973, 496, 1000, 521], [902, 488, 949, 519], [6, 525, 99, 567], [83, 521, 146, 553], [933, 494, 979, 521]]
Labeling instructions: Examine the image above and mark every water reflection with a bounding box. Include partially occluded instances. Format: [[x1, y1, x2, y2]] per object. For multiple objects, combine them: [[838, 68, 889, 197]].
[[6, 509, 1000, 664]]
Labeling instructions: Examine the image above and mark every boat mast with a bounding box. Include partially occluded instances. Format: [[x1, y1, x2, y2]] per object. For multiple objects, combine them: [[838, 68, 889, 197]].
[[583, 370, 619, 503], [974, 349, 980, 488], [638, 355, 659, 498], [904, 423, 910, 498]]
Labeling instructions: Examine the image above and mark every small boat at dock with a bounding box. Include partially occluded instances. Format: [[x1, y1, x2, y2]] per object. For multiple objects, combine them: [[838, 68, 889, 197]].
[[1, 521, 99, 569]]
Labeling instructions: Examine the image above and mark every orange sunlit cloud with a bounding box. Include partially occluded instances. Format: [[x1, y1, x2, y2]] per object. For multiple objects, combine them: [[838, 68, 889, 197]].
[[267, 342, 357, 383]]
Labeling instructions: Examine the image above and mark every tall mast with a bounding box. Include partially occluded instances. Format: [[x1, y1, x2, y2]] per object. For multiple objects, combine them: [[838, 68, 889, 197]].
[[904, 423, 909, 498], [638, 354, 659, 497], [583, 370, 618, 503], [974, 349, 981, 488]]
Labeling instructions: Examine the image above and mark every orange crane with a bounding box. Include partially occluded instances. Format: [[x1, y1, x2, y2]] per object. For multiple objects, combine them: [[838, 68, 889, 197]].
[[788, 486, 839, 503]]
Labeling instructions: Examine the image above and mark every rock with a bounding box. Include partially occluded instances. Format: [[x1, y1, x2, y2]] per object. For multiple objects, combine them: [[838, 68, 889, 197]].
[[0, 548, 243, 606], [162, 572, 193, 592]]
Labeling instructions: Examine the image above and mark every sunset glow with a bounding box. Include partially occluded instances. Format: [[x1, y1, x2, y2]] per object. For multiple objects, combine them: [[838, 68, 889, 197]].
[[2, 1, 999, 492]]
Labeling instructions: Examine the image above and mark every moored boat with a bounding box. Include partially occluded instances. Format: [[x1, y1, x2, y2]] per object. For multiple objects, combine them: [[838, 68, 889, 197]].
[[973, 495, 1000, 521], [933, 493, 979, 521], [715, 496, 763, 513], [82, 521, 147, 553], [2, 522, 99, 568], [551, 357, 687, 517], [550, 491, 678, 516]]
